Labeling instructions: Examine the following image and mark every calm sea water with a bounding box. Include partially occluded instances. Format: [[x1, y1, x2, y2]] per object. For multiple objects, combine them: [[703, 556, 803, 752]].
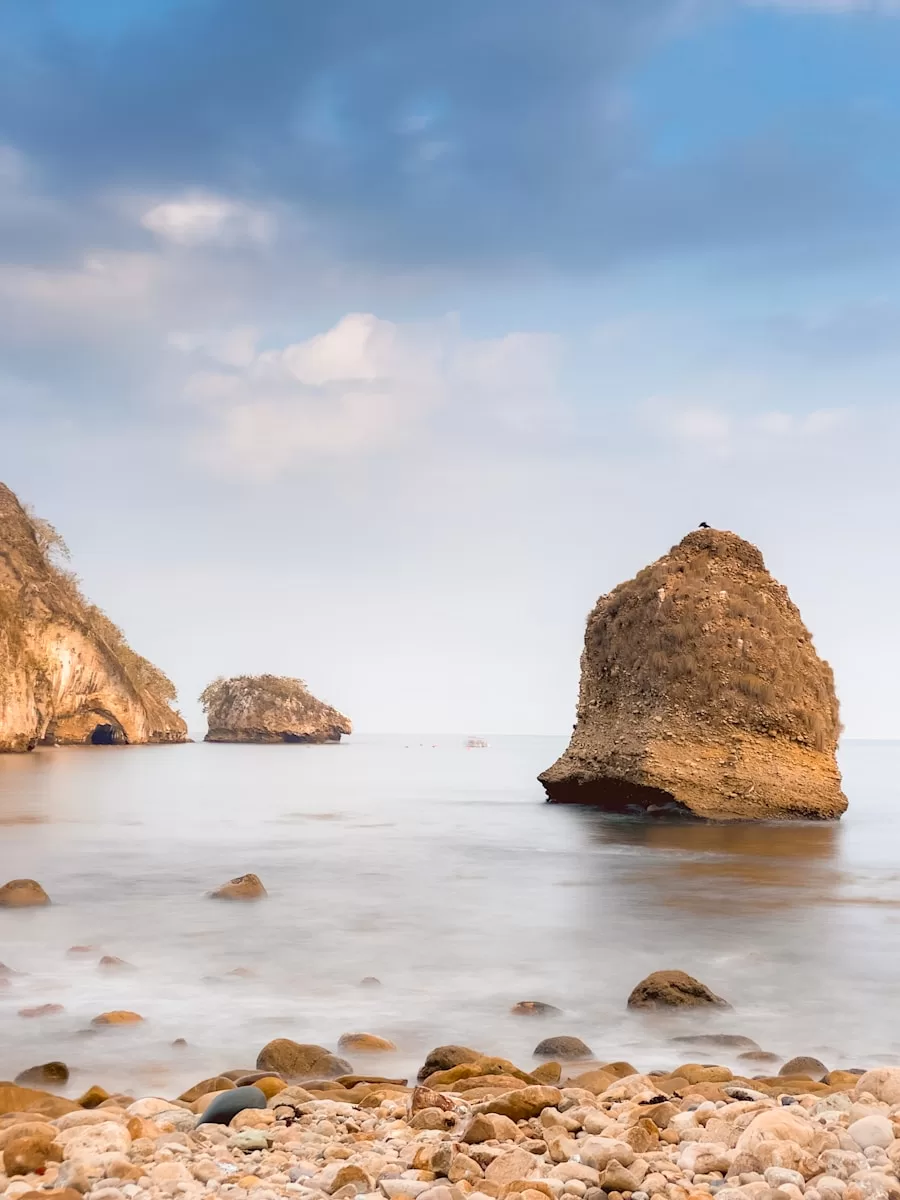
[[1, 735, 899, 1097]]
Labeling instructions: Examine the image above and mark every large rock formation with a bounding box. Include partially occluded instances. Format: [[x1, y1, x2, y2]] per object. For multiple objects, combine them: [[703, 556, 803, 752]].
[[0, 483, 187, 751], [540, 528, 846, 820], [200, 675, 351, 743]]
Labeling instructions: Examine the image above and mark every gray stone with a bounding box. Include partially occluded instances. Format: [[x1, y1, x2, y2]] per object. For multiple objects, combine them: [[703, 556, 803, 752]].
[[231, 1128, 269, 1151], [196, 1084, 267, 1125], [848, 1116, 894, 1151], [765, 1169, 806, 1190]]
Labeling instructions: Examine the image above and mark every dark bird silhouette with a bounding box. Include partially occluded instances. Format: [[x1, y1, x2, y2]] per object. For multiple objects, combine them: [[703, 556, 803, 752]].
[[698, 521, 710, 529]]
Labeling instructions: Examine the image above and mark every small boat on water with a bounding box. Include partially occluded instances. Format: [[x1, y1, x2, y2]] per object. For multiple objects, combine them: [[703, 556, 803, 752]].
[[465, 737, 488, 749]]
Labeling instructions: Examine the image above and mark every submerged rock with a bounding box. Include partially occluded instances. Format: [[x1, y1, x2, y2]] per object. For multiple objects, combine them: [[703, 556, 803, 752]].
[[209, 873, 268, 901], [14, 1062, 69, 1087], [91, 1010, 144, 1026], [200, 674, 351, 744], [0, 481, 186, 752], [533, 1036, 593, 1060], [779, 1055, 829, 1080], [337, 1033, 397, 1052], [540, 528, 846, 820], [627, 970, 729, 1010]]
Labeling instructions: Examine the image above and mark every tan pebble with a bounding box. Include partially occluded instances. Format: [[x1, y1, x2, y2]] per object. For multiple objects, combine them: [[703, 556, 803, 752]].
[[231, 1108, 276, 1130], [411, 1086, 455, 1115], [450, 1155, 485, 1184], [239, 1177, 263, 1189], [484, 1150, 539, 1188], [14, 1190, 84, 1200], [3, 1133, 63, 1176], [149, 1162, 193, 1183], [500, 1184, 556, 1200], [410, 1108, 455, 1131], [0, 1122, 58, 1151]]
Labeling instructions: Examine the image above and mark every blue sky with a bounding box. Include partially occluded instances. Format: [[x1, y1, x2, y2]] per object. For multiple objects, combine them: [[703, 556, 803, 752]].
[[2, 0, 899, 735]]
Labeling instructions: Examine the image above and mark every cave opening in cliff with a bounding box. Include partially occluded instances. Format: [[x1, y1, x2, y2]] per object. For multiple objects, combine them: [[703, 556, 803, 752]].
[[542, 776, 695, 817], [90, 722, 124, 745]]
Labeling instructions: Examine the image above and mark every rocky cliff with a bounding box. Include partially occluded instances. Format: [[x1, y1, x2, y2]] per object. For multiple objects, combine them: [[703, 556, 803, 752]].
[[540, 528, 846, 820], [0, 483, 187, 751], [200, 675, 351, 743]]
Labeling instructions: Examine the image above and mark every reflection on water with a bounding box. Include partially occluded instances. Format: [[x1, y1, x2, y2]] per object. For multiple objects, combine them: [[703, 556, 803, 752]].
[[565, 812, 846, 912], [0, 736, 898, 1095], [581, 812, 842, 859]]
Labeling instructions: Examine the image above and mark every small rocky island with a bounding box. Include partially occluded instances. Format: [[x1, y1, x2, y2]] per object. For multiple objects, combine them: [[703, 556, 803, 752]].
[[540, 527, 846, 820], [0, 483, 186, 751], [200, 675, 351, 743]]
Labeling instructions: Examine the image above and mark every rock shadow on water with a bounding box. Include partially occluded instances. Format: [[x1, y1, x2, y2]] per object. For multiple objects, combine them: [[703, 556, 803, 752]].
[[558, 807, 843, 914]]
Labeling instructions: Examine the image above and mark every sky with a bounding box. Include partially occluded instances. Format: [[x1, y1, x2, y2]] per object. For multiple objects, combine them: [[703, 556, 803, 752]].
[[2, 0, 900, 736]]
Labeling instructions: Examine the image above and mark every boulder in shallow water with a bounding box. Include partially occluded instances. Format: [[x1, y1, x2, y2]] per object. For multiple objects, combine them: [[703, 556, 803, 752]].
[[533, 1036, 593, 1060], [18, 1003, 65, 1018], [0, 879, 50, 907], [91, 1010, 144, 1025], [196, 1085, 267, 1126], [209, 873, 268, 901], [539, 529, 846, 821], [670, 1033, 761, 1050], [511, 1001, 562, 1016], [779, 1055, 829, 1081], [337, 1032, 397, 1052], [256, 1038, 351, 1081], [417, 1045, 482, 1083], [627, 970, 729, 1010], [98, 955, 134, 970], [14, 1062, 69, 1087]]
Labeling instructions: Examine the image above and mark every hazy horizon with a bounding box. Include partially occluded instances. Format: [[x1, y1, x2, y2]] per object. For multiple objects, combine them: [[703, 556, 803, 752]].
[[3, 1, 900, 736]]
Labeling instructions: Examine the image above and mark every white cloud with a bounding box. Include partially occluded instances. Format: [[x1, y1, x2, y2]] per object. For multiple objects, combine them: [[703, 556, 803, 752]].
[[656, 397, 851, 453], [669, 405, 732, 446], [753, 407, 849, 435], [141, 191, 274, 247], [174, 312, 561, 475], [0, 251, 166, 335], [168, 326, 258, 368]]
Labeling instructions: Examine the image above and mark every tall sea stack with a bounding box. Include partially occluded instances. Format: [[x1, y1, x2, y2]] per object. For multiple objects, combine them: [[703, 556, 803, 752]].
[[0, 483, 187, 750], [540, 528, 846, 820]]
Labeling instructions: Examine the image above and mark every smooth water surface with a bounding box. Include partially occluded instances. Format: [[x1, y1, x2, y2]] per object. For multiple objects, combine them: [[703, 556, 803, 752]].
[[0, 736, 898, 1096]]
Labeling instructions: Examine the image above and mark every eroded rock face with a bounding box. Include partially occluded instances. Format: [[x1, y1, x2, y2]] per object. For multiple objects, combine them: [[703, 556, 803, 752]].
[[540, 528, 846, 821], [0, 483, 186, 752], [200, 674, 351, 744]]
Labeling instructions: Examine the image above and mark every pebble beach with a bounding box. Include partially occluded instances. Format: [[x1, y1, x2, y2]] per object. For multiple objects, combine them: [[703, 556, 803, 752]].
[[3, 1038, 900, 1200]]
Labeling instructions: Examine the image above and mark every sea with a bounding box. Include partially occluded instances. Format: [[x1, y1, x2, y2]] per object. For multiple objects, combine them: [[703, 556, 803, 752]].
[[1, 734, 899, 1097]]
